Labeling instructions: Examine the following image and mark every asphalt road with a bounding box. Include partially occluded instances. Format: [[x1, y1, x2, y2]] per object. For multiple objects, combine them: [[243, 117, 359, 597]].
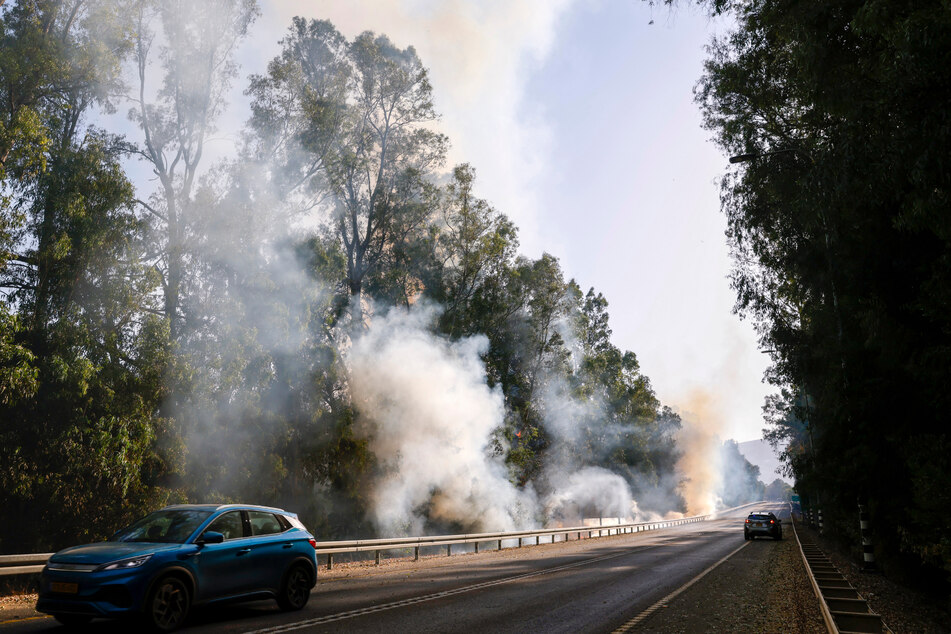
[[4, 504, 788, 634]]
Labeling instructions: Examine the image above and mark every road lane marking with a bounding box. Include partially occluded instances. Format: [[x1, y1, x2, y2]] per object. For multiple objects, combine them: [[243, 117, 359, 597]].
[[611, 539, 751, 632], [244, 547, 657, 633], [0, 615, 52, 627]]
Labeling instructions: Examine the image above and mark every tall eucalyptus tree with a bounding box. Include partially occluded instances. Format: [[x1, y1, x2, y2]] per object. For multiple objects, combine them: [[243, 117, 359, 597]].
[[250, 21, 447, 329], [129, 0, 258, 340]]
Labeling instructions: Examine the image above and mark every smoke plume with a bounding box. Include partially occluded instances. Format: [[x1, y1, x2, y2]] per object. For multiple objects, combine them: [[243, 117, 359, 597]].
[[348, 303, 537, 535], [675, 389, 723, 515]]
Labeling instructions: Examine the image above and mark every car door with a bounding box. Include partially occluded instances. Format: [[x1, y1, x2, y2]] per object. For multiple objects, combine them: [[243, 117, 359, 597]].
[[195, 511, 256, 600], [245, 511, 296, 591]]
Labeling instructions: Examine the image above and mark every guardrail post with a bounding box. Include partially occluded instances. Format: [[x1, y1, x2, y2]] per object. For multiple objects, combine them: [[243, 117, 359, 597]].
[[536, 536, 539, 546], [375, 550, 381, 565], [498, 539, 502, 550], [447, 544, 452, 557], [475, 541, 479, 554], [858, 497, 876, 571], [328, 554, 333, 570], [415, 546, 420, 561], [518, 537, 523, 548]]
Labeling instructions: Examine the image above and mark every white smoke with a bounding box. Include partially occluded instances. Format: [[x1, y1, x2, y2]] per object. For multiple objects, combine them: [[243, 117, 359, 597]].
[[346, 302, 686, 533], [543, 466, 633, 522], [523, 317, 680, 525], [348, 303, 538, 535]]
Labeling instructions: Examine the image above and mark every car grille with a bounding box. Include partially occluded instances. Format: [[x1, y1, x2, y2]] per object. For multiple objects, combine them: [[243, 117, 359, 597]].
[[47, 562, 98, 572]]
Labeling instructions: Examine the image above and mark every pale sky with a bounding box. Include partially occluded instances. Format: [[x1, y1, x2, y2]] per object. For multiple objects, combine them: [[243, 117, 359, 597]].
[[223, 0, 773, 442]]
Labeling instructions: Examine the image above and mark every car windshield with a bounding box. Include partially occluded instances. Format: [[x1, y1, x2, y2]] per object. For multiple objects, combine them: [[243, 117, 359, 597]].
[[110, 509, 213, 543]]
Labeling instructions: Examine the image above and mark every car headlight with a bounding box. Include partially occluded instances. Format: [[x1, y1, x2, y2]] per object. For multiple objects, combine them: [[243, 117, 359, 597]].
[[98, 554, 153, 571]]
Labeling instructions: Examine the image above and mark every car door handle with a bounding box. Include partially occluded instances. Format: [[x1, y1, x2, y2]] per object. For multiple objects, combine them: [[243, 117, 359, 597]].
[[282, 543, 293, 549], [236, 548, 251, 556]]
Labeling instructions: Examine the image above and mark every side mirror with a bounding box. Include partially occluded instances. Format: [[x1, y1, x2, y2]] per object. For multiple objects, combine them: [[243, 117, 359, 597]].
[[198, 531, 224, 545]]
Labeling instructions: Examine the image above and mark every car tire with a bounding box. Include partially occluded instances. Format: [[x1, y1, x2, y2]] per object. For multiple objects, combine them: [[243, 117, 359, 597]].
[[146, 575, 190, 632], [744, 532, 750, 540], [53, 614, 92, 628], [277, 563, 312, 611]]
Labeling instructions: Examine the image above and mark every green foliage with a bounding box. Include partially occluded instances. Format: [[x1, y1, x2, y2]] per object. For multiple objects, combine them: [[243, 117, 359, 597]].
[[764, 478, 792, 502], [698, 0, 951, 588], [0, 0, 170, 552], [1, 6, 693, 551], [249, 19, 448, 327], [717, 440, 764, 507], [0, 309, 38, 406]]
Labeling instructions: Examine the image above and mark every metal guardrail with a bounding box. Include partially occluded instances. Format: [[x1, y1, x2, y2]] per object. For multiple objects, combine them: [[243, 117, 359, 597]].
[[0, 515, 713, 576], [313, 500, 768, 569], [791, 507, 889, 634], [0, 553, 54, 577], [313, 515, 709, 569]]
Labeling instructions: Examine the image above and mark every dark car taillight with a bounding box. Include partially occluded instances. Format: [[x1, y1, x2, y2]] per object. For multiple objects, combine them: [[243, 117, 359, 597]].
[[308, 538, 317, 549]]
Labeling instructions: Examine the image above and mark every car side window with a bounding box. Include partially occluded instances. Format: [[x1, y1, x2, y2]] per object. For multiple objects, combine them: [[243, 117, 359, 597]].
[[248, 511, 284, 536], [205, 511, 245, 540]]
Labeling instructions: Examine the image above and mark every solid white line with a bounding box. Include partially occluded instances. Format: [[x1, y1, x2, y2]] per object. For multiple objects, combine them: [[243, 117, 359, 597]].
[[611, 538, 751, 632], [244, 547, 656, 633]]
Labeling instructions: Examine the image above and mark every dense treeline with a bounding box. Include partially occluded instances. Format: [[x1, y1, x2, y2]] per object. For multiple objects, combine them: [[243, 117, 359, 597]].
[[697, 0, 951, 595], [0, 1, 721, 552]]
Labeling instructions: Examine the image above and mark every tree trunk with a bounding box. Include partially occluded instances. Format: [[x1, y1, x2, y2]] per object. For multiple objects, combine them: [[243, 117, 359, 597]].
[[349, 277, 363, 330]]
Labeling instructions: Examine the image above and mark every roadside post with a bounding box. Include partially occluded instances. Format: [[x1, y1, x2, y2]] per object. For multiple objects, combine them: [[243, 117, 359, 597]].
[[858, 497, 876, 571]]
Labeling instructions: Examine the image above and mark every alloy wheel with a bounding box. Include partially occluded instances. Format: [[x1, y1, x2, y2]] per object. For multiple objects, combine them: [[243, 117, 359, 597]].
[[150, 577, 189, 631]]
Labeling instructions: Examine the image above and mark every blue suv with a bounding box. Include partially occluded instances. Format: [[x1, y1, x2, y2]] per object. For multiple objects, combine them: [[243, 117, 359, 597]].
[[36, 504, 318, 631]]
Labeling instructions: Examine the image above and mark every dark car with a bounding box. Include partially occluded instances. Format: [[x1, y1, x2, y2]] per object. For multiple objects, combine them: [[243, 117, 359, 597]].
[[744, 511, 782, 540], [37, 504, 318, 631]]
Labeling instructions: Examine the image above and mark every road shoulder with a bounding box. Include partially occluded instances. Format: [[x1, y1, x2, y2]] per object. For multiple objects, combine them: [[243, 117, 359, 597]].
[[634, 528, 826, 633], [0, 594, 43, 626]]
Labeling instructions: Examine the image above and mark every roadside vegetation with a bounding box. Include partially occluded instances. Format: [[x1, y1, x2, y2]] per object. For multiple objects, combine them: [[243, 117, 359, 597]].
[[696, 0, 951, 601], [0, 0, 737, 552]]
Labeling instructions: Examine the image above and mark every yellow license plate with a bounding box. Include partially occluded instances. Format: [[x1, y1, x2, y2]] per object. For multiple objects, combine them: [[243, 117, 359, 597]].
[[51, 582, 78, 594], [755, 522, 763, 527]]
